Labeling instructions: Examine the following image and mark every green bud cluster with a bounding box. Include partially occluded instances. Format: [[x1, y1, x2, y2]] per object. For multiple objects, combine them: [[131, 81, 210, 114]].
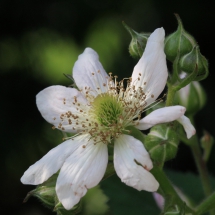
[[123, 22, 150, 58], [144, 123, 179, 164], [175, 81, 206, 115], [124, 15, 209, 86], [164, 14, 209, 84]]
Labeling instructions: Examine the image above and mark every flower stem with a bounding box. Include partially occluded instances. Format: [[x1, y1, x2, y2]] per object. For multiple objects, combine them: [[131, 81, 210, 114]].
[[190, 136, 212, 197], [187, 116, 215, 215], [166, 84, 176, 107], [188, 117, 212, 198], [151, 166, 194, 214], [196, 192, 215, 215]]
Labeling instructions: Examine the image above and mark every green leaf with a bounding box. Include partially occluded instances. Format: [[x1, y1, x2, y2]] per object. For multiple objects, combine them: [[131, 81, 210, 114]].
[[101, 175, 160, 215], [82, 186, 109, 215], [164, 169, 215, 206]]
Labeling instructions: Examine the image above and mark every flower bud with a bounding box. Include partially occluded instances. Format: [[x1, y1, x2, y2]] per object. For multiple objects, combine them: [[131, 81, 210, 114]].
[[123, 22, 150, 58], [179, 46, 209, 81], [164, 14, 196, 62], [23, 174, 58, 208], [201, 131, 214, 162], [144, 124, 179, 163], [175, 81, 206, 115]]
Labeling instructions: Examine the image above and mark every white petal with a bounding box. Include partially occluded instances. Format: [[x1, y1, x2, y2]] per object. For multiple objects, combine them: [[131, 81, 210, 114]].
[[135, 106, 186, 130], [36, 85, 88, 133], [131, 28, 167, 104], [73, 48, 109, 97], [20, 139, 81, 185], [56, 135, 108, 210], [177, 115, 196, 139], [114, 134, 159, 192]]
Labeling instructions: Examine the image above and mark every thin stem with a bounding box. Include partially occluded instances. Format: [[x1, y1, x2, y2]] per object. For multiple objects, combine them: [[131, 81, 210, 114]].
[[196, 192, 215, 215], [190, 136, 212, 197], [151, 166, 194, 214], [188, 117, 212, 198], [166, 85, 176, 106], [187, 116, 215, 215]]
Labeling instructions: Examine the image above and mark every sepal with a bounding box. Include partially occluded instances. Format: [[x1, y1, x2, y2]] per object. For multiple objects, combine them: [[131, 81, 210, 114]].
[[23, 174, 58, 209], [164, 14, 196, 62], [23, 173, 83, 214], [164, 204, 185, 215], [124, 125, 146, 143], [54, 199, 82, 215], [179, 46, 209, 81], [123, 22, 150, 59], [144, 124, 179, 164]]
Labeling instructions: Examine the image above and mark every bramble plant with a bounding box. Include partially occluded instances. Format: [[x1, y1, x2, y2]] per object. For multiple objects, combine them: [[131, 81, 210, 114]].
[[21, 15, 214, 215]]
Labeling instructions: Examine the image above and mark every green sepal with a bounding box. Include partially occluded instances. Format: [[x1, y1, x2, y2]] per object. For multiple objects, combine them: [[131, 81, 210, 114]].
[[164, 14, 196, 62], [123, 22, 150, 59], [24, 173, 58, 209], [54, 198, 82, 215], [144, 123, 179, 164], [179, 46, 209, 81], [169, 53, 199, 91], [164, 203, 186, 215], [124, 125, 146, 143], [63, 73, 78, 89]]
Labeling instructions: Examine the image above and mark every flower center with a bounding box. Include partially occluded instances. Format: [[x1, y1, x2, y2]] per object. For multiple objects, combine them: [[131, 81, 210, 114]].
[[92, 94, 123, 127]]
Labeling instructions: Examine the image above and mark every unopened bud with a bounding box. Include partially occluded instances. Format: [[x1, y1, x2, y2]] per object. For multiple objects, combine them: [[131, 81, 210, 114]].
[[144, 124, 179, 163], [164, 14, 196, 62], [24, 174, 58, 209], [179, 46, 209, 81], [175, 81, 206, 115], [123, 22, 150, 58], [201, 131, 214, 162]]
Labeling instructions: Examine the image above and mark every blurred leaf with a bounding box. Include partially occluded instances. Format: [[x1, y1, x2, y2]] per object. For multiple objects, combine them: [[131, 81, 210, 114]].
[[23, 29, 81, 84], [84, 17, 124, 72], [82, 186, 109, 215], [101, 175, 160, 215], [165, 169, 215, 205]]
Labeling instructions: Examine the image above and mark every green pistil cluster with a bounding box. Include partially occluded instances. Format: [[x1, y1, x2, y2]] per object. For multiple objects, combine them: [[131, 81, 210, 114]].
[[93, 94, 123, 127]]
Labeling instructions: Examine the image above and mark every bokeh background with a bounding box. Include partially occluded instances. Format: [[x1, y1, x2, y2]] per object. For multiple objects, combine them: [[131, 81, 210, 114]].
[[1, 0, 215, 214]]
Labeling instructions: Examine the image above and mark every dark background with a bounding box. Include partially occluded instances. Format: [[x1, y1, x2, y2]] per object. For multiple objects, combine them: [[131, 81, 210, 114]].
[[1, 0, 215, 214]]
